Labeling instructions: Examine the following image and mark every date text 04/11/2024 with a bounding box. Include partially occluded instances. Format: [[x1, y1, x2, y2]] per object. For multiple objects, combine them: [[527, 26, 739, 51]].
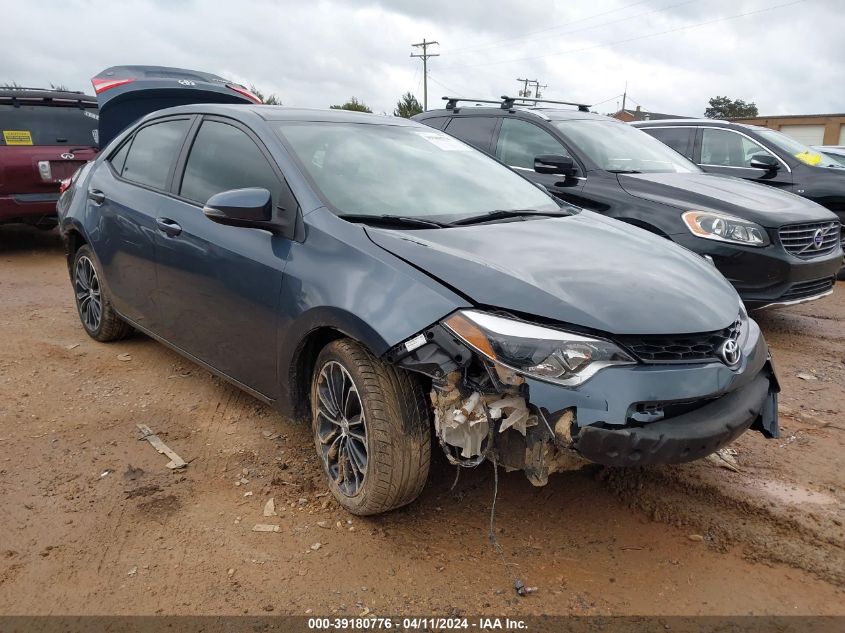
[[306, 617, 528, 630]]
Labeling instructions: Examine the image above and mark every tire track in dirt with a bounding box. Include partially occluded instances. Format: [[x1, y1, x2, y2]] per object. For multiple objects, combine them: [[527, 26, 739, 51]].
[[599, 463, 845, 586]]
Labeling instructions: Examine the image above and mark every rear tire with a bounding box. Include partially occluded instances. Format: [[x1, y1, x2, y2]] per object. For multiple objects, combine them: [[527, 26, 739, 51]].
[[72, 245, 131, 342], [311, 339, 431, 515]]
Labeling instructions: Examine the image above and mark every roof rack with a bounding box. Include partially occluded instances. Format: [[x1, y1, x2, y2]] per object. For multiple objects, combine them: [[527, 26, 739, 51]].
[[0, 86, 85, 94], [443, 95, 591, 112]]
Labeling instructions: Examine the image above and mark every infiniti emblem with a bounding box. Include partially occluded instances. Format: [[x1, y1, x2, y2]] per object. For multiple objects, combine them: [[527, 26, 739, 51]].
[[719, 339, 741, 366], [812, 228, 824, 249], [60, 152, 75, 160]]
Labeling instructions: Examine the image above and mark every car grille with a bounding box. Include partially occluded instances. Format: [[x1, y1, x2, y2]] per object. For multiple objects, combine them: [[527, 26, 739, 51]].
[[781, 277, 835, 301], [616, 316, 742, 364], [779, 221, 841, 259]]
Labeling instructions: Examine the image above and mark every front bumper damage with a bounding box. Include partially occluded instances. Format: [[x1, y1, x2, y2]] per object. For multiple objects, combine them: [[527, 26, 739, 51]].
[[385, 315, 779, 486]]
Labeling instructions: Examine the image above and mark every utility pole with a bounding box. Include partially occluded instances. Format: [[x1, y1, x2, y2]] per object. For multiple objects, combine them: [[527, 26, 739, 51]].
[[517, 78, 547, 101], [621, 81, 627, 113], [411, 39, 439, 111], [530, 80, 547, 99]]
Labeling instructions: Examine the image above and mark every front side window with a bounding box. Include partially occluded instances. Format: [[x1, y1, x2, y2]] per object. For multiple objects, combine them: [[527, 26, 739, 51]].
[[496, 118, 570, 170], [700, 128, 774, 168], [122, 119, 190, 190], [180, 120, 279, 205], [275, 122, 558, 219], [553, 120, 698, 173]]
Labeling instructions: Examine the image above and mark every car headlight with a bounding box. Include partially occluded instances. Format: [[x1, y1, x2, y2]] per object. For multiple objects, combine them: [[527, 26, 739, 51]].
[[443, 310, 635, 387], [682, 210, 769, 246]]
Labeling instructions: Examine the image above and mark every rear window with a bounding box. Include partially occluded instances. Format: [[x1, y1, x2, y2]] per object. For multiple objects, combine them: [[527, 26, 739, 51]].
[[0, 105, 99, 146], [121, 119, 190, 190]]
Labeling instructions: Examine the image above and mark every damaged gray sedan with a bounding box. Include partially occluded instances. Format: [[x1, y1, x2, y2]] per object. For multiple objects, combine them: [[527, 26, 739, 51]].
[[58, 85, 779, 515]]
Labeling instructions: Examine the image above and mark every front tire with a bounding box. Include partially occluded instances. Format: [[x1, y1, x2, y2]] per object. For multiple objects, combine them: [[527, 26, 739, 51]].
[[72, 245, 131, 342], [311, 339, 431, 515]]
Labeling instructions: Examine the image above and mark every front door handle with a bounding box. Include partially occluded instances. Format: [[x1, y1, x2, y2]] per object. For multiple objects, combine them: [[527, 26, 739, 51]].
[[156, 217, 182, 237], [88, 189, 106, 205]]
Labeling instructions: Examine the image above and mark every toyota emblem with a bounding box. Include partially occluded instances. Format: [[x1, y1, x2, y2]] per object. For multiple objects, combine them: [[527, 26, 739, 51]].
[[719, 339, 741, 366], [60, 152, 75, 160]]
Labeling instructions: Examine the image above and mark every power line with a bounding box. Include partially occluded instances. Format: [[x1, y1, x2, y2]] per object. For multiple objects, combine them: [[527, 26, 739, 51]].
[[410, 38, 440, 111], [441, 0, 653, 54], [445, 0, 697, 55], [437, 0, 806, 72]]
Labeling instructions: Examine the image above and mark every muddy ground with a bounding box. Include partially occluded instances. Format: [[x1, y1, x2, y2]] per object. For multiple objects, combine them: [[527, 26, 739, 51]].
[[1, 225, 843, 616]]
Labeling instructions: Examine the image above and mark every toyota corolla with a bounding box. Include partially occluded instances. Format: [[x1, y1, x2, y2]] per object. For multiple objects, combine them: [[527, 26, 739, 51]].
[[58, 67, 779, 515]]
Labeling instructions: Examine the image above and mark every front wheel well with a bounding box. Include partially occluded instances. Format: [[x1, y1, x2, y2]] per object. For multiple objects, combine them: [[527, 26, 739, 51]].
[[288, 327, 347, 422]]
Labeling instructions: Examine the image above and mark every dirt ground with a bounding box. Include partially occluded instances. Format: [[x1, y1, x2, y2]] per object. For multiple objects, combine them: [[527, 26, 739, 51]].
[[1, 225, 843, 617]]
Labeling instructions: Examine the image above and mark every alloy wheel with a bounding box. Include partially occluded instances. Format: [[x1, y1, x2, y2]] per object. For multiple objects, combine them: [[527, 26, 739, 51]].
[[74, 255, 102, 332], [315, 360, 368, 496]]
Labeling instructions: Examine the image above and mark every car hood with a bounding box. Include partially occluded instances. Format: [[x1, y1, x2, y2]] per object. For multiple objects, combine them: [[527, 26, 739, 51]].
[[617, 172, 836, 227], [365, 211, 740, 335]]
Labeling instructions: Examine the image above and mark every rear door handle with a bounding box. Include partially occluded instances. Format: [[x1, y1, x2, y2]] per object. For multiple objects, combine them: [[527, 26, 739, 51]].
[[156, 217, 182, 237], [88, 189, 106, 205]]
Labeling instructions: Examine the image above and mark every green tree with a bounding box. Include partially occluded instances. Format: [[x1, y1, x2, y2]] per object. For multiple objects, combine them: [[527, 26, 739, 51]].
[[704, 96, 758, 119], [393, 92, 423, 118], [330, 97, 372, 113], [249, 85, 282, 105]]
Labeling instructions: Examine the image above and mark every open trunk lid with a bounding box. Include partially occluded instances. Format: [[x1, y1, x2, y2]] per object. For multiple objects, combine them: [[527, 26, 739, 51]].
[[91, 65, 261, 148]]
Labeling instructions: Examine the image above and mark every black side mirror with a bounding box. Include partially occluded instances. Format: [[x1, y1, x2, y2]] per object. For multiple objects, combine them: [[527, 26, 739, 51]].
[[203, 188, 279, 232], [534, 154, 575, 176], [749, 154, 780, 172]]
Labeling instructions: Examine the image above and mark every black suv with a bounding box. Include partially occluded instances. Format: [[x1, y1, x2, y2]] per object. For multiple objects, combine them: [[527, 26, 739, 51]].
[[414, 98, 842, 308], [633, 119, 845, 225]]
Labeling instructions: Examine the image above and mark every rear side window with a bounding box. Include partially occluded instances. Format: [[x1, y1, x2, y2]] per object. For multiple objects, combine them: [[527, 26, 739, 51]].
[[109, 141, 130, 175], [643, 127, 693, 160], [444, 117, 497, 152], [0, 105, 98, 146], [180, 120, 280, 206], [496, 118, 569, 169], [419, 116, 450, 131], [121, 119, 190, 190]]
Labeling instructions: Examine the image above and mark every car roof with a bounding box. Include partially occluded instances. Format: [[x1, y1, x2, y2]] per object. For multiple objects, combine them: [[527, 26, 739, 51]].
[[144, 103, 420, 126], [0, 88, 97, 107], [419, 106, 611, 123], [631, 118, 770, 132]]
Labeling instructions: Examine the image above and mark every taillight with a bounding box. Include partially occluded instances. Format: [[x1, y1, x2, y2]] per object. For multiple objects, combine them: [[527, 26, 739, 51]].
[[226, 83, 262, 104], [91, 77, 135, 94], [59, 178, 72, 194]]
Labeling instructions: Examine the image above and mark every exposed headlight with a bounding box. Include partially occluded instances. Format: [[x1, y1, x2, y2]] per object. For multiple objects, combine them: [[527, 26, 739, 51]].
[[682, 211, 769, 246], [443, 310, 635, 387]]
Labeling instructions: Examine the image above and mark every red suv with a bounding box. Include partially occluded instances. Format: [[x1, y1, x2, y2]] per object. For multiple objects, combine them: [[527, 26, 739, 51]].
[[0, 88, 99, 229]]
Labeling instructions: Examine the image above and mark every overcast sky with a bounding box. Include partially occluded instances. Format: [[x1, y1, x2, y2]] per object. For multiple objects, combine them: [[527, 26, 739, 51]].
[[3, 0, 843, 116]]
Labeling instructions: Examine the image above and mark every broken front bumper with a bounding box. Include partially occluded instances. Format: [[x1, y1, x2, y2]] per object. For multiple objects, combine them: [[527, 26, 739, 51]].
[[523, 316, 779, 467], [572, 371, 773, 466]]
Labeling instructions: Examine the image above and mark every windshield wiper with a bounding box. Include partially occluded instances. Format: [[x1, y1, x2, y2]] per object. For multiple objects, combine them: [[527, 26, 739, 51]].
[[338, 214, 450, 229], [448, 209, 567, 227]]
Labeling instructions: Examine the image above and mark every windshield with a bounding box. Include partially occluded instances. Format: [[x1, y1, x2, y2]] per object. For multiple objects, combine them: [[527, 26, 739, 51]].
[[275, 121, 560, 219], [0, 105, 99, 146], [553, 120, 699, 173], [756, 128, 842, 168]]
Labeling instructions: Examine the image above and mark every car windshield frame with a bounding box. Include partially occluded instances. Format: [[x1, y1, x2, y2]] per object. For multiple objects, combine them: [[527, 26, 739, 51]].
[[554, 120, 701, 174], [273, 120, 565, 223]]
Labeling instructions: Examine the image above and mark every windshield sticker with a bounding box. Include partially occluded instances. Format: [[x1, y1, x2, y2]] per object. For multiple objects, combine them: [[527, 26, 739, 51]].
[[415, 130, 471, 151], [92, 129, 99, 144], [3, 130, 33, 145], [84, 111, 99, 120], [794, 150, 822, 166]]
